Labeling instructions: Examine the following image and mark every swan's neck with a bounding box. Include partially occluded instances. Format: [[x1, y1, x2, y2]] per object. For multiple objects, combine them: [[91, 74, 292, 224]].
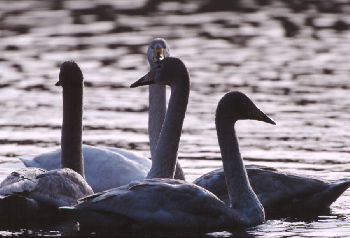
[[148, 84, 166, 160], [61, 83, 84, 177], [147, 79, 189, 179], [216, 118, 264, 224]]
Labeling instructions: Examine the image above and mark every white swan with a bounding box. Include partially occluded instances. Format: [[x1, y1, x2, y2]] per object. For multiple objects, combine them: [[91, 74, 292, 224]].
[[60, 57, 274, 230], [0, 61, 94, 221], [149, 38, 350, 217]]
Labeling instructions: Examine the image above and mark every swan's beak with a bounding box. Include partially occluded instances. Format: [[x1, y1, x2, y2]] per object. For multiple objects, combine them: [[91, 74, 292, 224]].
[[55, 81, 61, 86], [153, 48, 164, 62], [130, 66, 157, 88], [252, 107, 276, 125]]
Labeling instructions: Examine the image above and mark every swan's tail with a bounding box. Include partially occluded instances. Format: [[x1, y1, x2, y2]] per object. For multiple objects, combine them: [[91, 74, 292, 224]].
[[309, 180, 350, 208], [267, 179, 350, 218], [18, 155, 39, 167]]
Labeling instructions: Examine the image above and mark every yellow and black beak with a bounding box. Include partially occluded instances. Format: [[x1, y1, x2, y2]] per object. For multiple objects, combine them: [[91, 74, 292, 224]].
[[153, 48, 165, 62]]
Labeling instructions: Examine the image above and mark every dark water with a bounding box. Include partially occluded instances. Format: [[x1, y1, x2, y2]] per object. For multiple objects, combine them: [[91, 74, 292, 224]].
[[0, 0, 350, 236]]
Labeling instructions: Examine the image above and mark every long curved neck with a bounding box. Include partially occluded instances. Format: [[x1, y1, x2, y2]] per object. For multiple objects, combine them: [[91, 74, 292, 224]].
[[147, 78, 189, 179], [216, 117, 264, 225], [61, 83, 84, 177], [148, 84, 166, 160]]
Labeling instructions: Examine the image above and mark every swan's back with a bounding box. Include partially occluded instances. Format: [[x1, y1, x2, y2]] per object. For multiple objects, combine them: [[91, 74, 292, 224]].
[[104, 146, 151, 165], [20, 145, 151, 192], [64, 179, 236, 229], [28, 168, 93, 207]]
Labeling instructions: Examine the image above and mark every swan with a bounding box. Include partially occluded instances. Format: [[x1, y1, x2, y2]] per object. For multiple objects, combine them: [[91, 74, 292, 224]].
[[148, 38, 350, 217], [0, 61, 94, 221], [147, 38, 185, 180], [194, 167, 350, 217], [60, 57, 274, 230]]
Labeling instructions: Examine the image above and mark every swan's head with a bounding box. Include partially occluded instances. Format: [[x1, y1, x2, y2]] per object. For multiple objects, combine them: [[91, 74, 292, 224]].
[[56, 61, 83, 87], [131, 57, 189, 88], [216, 91, 276, 125], [147, 38, 170, 66]]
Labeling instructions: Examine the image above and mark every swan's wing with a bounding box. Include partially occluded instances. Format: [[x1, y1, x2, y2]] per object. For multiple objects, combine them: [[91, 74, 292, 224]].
[[19, 145, 152, 192], [0, 167, 46, 189], [28, 168, 94, 207], [64, 179, 231, 229]]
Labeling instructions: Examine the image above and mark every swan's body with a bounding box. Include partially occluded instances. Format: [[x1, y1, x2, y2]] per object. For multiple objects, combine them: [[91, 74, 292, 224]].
[[20, 145, 151, 192], [194, 167, 350, 216], [0, 61, 94, 221], [61, 57, 273, 230]]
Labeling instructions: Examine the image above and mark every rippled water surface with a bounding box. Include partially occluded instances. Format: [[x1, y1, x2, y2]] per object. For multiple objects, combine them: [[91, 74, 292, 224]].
[[0, 0, 350, 236]]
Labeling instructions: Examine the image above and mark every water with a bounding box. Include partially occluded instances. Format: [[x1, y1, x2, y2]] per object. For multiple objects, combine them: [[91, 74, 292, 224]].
[[0, 0, 349, 236]]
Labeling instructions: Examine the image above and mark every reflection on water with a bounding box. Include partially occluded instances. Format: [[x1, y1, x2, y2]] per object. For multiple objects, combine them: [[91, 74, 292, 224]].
[[0, 215, 348, 237], [0, 0, 350, 236]]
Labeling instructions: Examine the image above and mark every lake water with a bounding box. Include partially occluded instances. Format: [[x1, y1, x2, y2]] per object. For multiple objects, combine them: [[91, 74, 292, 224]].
[[0, 0, 349, 236]]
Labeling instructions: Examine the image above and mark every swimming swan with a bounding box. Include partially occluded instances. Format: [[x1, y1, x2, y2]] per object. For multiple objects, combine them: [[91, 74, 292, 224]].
[[194, 166, 350, 217], [60, 57, 273, 230], [0, 61, 94, 221]]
